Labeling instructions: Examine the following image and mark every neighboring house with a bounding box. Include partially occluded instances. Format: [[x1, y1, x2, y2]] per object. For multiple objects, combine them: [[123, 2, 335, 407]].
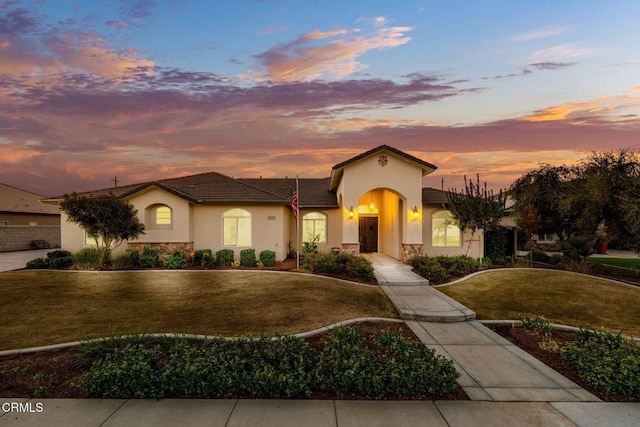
[[42, 145, 484, 262], [0, 182, 61, 252]]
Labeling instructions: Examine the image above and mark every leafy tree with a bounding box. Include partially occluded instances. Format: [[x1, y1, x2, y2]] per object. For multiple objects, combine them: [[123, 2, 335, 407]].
[[510, 164, 574, 242], [447, 174, 507, 256], [510, 149, 640, 251], [60, 193, 145, 266]]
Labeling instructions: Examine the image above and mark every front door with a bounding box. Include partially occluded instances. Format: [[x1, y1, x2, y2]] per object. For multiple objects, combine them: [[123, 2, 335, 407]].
[[359, 216, 378, 252]]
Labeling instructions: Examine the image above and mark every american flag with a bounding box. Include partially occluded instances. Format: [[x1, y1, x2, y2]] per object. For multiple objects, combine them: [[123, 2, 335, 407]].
[[291, 190, 298, 220]]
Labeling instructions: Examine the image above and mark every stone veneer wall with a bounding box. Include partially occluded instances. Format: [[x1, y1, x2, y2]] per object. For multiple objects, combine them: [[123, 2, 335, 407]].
[[341, 243, 361, 255], [401, 243, 423, 263], [127, 241, 194, 259], [0, 226, 61, 252]]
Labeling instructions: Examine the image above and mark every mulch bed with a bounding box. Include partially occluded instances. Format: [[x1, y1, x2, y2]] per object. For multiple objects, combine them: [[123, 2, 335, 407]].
[[0, 322, 466, 400], [487, 324, 639, 402]]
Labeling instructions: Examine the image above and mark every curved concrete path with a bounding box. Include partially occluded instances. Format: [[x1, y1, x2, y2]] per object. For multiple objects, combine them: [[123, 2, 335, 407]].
[[366, 253, 600, 403]]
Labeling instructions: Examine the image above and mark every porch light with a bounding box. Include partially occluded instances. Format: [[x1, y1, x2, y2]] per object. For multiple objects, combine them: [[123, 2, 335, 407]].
[[413, 206, 420, 219], [349, 206, 355, 218]]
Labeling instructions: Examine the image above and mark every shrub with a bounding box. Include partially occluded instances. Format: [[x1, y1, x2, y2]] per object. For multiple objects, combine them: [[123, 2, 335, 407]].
[[484, 226, 508, 264], [111, 249, 139, 269], [138, 246, 160, 268], [46, 250, 72, 259], [78, 333, 152, 368], [215, 249, 234, 266], [259, 250, 276, 267], [435, 255, 478, 277], [73, 248, 102, 269], [163, 254, 187, 269], [531, 250, 552, 264], [346, 255, 374, 281], [311, 252, 344, 274], [239, 248, 256, 267], [315, 326, 458, 398], [25, 257, 49, 269], [561, 331, 640, 397], [193, 249, 215, 267], [520, 315, 551, 334], [410, 256, 448, 283], [49, 255, 74, 269], [80, 344, 164, 399]]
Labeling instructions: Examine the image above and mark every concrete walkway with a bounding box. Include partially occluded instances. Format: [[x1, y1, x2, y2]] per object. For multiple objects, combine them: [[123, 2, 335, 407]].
[[0, 249, 50, 272], [367, 253, 600, 403], [365, 253, 475, 322], [2, 398, 639, 426]]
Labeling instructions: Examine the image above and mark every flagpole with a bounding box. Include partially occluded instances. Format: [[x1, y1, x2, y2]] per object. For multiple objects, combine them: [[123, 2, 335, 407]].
[[296, 176, 300, 270]]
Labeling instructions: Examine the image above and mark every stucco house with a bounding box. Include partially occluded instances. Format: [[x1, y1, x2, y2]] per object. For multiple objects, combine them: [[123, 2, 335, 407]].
[[43, 145, 484, 262]]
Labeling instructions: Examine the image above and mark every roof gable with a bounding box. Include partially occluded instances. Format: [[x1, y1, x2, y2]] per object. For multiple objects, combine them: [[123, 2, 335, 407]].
[[330, 145, 437, 191], [0, 182, 60, 214]]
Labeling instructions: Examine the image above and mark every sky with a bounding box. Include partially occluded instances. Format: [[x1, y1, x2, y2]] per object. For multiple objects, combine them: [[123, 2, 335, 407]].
[[1, 0, 639, 196]]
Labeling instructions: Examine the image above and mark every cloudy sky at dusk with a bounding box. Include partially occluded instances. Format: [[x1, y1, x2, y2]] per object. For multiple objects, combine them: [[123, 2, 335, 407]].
[[1, 0, 639, 196]]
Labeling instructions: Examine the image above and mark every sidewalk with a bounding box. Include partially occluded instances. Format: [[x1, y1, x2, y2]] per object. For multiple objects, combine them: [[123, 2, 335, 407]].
[[2, 398, 639, 426]]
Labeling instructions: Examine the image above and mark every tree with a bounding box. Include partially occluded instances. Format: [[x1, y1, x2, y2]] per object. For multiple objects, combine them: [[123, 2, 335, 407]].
[[447, 174, 507, 256], [60, 193, 145, 266], [510, 149, 640, 251], [510, 164, 574, 242]]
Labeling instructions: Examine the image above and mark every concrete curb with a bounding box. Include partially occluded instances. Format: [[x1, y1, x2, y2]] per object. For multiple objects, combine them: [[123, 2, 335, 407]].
[[433, 267, 640, 289], [0, 317, 404, 357], [479, 319, 640, 341]]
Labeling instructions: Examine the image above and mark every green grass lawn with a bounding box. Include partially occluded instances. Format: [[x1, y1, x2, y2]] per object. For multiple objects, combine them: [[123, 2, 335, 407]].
[[438, 269, 640, 337], [0, 270, 397, 350], [587, 257, 640, 269]]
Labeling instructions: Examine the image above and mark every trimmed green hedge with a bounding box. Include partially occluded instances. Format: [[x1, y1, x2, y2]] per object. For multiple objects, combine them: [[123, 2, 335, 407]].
[[79, 326, 459, 399], [561, 331, 640, 397], [310, 252, 374, 281]]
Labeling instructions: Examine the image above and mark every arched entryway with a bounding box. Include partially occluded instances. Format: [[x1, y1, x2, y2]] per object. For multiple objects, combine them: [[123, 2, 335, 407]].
[[356, 188, 404, 259]]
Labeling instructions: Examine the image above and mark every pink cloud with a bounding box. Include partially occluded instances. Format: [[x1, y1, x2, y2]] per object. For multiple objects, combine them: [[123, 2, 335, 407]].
[[253, 24, 412, 81]]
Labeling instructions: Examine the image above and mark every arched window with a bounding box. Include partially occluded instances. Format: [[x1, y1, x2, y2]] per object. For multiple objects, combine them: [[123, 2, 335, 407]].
[[302, 212, 327, 243], [223, 208, 251, 246], [156, 206, 172, 225], [432, 210, 460, 247], [146, 204, 172, 230]]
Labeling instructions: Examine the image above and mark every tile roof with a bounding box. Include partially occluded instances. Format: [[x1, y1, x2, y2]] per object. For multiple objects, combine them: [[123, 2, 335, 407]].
[[43, 173, 338, 207], [0, 182, 60, 215], [422, 187, 450, 205], [238, 177, 338, 208]]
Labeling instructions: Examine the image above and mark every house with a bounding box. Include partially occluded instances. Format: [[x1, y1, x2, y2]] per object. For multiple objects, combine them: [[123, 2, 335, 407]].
[[43, 145, 484, 262], [0, 182, 61, 252]]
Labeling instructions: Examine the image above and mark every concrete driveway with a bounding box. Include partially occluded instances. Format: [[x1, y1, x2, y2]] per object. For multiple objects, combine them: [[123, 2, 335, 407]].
[[0, 249, 51, 272]]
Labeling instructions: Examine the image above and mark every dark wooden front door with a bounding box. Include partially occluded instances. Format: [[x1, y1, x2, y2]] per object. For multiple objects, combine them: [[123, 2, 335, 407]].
[[359, 217, 378, 253]]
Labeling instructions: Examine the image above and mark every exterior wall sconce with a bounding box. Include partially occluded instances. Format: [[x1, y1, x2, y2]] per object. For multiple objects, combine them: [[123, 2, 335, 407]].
[[349, 206, 355, 218], [413, 206, 420, 219]]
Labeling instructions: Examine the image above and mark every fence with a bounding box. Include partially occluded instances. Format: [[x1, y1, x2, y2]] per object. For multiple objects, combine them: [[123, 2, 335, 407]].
[[0, 226, 61, 252]]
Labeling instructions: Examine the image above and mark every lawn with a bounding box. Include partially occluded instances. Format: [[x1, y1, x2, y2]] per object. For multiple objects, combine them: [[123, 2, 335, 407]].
[[587, 257, 640, 270], [438, 269, 640, 337], [0, 270, 397, 350]]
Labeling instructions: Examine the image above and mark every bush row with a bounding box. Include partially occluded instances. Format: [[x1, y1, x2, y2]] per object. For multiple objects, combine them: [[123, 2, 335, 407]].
[[79, 326, 459, 399], [309, 252, 375, 281], [410, 255, 490, 283], [26, 247, 278, 270]]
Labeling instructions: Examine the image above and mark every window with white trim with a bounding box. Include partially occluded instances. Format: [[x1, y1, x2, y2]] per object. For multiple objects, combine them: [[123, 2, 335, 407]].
[[223, 208, 251, 246], [432, 210, 461, 247], [303, 212, 327, 243], [146, 204, 173, 230]]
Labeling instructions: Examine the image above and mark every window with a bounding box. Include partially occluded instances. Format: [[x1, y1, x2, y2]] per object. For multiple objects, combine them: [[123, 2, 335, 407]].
[[84, 231, 104, 247], [303, 212, 327, 243], [0, 221, 7, 226], [432, 210, 461, 247], [156, 206, 172, 225], [146, 204, 172, 230], [223, 208, 251, 246]]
